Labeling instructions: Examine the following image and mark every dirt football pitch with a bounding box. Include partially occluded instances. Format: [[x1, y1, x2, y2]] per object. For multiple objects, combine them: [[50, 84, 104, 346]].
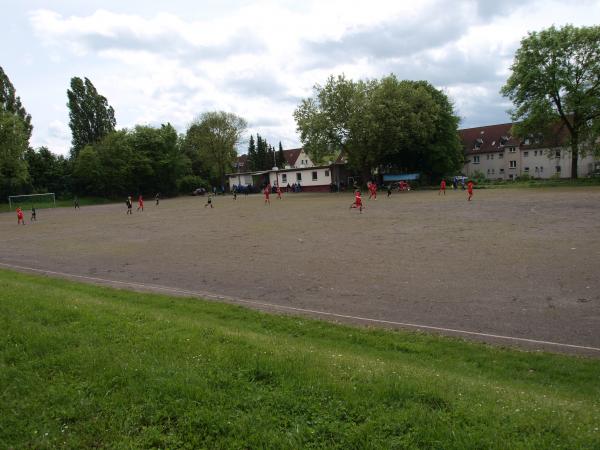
[[1, 187, 599, 356]]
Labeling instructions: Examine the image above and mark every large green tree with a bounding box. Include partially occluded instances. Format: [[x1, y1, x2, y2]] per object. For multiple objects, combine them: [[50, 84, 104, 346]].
[[25, 147, 71, 196], [501, 25, 600, 178], [0, 67, 31, 199], [0, 112, 30, 199], [1, 66, 32, 140], [67, 77, 116, 158], [184, 112, 247, 186], [294, 74, 462, 181]]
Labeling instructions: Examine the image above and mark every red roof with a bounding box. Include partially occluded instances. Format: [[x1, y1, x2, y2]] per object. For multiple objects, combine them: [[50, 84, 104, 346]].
[[459, 123, 520, 155], [282, 148, 302, 167]]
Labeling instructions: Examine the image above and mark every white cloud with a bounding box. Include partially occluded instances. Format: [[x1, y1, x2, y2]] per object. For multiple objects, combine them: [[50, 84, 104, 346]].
[[18, 0, 600, 155]]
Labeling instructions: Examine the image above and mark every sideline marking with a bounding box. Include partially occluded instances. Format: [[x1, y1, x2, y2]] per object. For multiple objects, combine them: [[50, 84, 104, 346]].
[[1, 261, 599, 353]]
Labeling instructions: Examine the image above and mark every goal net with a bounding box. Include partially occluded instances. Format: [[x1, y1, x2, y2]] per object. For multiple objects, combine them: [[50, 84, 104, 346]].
[[8, 193, 56, 209]]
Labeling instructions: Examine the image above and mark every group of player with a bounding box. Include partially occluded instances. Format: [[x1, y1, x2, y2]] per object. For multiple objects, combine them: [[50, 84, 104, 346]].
[[14, 178, 475, 223], [261, 184, 284, 205], [15, 206, 36, 225], [125, 193, 161, 214], [439, 178, 474, 201]]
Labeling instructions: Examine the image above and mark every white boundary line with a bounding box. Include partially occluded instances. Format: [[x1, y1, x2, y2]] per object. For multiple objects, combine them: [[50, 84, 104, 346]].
[[1, 261, 599, 353]]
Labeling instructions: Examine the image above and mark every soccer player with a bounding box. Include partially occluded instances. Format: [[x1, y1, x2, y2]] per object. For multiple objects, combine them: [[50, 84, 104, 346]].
[[31, 206, 37, 222], [155, 193, 160, 206], [205, 194, 214, 208], [126, 196, 133, 214], [276, 185, 283, 200], [74, 196, 80, 209], [264, 184, 271, 205], [368, 182, 377, 200], [137, 195, 144, 212], [350, 190, 363, 213], [439, 179, 446, 195], [16, 207, 25, 225], [467, 180, 474, 201], [387, 185, 392, 198]]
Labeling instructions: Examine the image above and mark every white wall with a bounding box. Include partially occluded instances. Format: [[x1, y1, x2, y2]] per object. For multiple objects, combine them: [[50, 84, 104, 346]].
[[269, 167, 332, 187], [228, 174, 253, 189]]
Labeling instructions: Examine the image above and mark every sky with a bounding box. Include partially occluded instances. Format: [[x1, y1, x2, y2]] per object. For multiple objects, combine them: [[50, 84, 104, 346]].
[[1, 0, 599, 156]]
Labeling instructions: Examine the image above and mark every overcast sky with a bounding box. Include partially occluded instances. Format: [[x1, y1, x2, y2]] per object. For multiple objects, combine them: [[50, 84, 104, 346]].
[[2, 0, 599, 156]]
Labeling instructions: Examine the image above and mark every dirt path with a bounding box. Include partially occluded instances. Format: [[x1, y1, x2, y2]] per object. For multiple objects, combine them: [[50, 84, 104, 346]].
[[2, 188, 599, 356]]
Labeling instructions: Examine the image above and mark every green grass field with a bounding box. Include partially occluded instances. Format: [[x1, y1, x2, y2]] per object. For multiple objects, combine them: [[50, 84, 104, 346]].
[[1, 269, 599, 449]]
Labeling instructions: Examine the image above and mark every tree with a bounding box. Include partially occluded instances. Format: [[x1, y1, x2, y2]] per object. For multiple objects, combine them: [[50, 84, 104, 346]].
[[501, 25, 600, 178], [246, 134, 257, 171], [0, 112, 30, 199], [67, 77, 116, 158], [1, 66, 32, 140], [294, 74, 462, 181], [184, 111, 247, 186], [276, 141, 286, 168], [25, 147, 71, 196]]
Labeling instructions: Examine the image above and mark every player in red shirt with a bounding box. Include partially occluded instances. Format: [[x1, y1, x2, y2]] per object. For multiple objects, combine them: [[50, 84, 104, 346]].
[[467, 180, 474, 201], [16, 207, 25, 225], [276, 185, 282, 199], [137, 195, 144, 212], [439, 179, 446, 195], [264, 184, 271, 205], [368, 182, 377, 200], [350, 190, 363, 212]]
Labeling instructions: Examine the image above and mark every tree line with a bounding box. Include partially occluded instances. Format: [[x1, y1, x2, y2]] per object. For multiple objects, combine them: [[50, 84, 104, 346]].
[[1, 23, 599, 202]]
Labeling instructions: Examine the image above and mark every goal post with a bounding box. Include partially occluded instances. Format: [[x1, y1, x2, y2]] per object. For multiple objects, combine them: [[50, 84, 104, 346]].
[[8, 193, 56, 209]]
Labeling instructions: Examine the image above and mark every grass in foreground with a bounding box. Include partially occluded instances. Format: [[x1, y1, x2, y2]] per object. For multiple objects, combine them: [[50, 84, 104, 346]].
[[0, 270, 599, 449]]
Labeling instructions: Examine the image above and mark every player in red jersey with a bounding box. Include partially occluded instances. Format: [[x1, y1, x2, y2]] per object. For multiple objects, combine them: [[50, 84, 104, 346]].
[[467, 180, 474, 201], [368, 182, 377, 200], [350, 190, 363, 212], [276, 185, 282, 199], [264, 184, 271, 205], [16, 207, 25, 225], [439, 179, 446, 195], [137, 195, 144, 211]]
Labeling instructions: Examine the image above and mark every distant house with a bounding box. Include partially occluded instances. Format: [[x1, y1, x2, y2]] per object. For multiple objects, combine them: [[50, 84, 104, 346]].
[[227, 148, 341, 192], [460, 122, 600, 180]]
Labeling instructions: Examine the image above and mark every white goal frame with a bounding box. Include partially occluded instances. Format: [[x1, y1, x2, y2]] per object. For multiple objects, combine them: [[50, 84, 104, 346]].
[[8, 193, 56, 209]]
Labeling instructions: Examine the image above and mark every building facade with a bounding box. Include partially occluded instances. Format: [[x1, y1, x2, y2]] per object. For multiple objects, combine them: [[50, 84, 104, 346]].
[[460, 123, 600, 180], [227, 148, 336, 192]]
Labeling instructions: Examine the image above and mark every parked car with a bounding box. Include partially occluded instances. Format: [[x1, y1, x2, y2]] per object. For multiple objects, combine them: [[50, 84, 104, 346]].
[[192, 187, 206, 196]]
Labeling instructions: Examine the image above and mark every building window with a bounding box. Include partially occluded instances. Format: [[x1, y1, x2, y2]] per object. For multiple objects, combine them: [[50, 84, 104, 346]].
[[555, 166, 561, 173], [510, 160, 517, 169], [312, 171, 318, 181], [325, 170, 329, 177], [509, 147, 516, 153], [534, 151, 538, 156], [491, 168, 495, 174], [540, 166, 544, 173], [500, 168, 505, 173], [296, 173, 302, 181], [473, 156, 480, 164], [499, 153, 504, 159], [282, 174, 287, 183], [524, 167, 529, 173], [487, 169, 490, 174], [486, 154, 490, 160], [490, 154, 494, 160], [555, 150, 561, 158], [523, 151, 529, 157], [535, 167, 539, 173]]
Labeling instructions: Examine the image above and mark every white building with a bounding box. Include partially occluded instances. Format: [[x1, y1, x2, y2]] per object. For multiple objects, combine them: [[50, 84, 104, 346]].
[[460, 122, 600, 180], [227, 148, 336, 192]]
